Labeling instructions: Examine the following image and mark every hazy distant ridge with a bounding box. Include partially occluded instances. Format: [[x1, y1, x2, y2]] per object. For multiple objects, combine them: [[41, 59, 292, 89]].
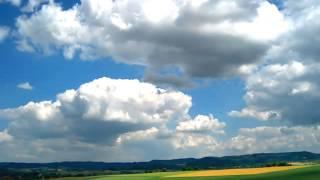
[[1, 151, 319, 171]]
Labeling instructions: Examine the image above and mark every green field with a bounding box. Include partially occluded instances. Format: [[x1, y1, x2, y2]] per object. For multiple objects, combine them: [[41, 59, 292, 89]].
[[57, 165, 320, 180]]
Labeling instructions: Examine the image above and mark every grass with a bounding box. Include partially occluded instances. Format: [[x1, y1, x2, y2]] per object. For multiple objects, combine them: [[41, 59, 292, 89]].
[[55, 165, 320, 180]]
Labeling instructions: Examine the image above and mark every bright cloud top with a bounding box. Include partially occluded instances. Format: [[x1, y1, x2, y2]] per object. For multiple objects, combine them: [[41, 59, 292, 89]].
[[0, 77, 226, 161], [15, 0, 289, 83], [0, 77, 192, 144], [176, 114, 225, 133]]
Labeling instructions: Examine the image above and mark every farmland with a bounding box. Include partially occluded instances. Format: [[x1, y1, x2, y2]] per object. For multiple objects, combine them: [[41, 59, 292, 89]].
[[56, 165, 320, 180], [1, 152, 319, 179], [167, 166, 305, 177]]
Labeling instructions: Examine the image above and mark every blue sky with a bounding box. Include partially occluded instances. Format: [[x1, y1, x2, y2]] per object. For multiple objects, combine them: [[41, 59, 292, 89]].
[[0, 0, 320, 162], [0, 29, 257, 136], [0, 1, 259, 132], [1, 12, 249, 126]]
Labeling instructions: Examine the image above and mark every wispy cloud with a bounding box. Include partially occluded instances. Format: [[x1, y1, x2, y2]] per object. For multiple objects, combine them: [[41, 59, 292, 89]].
[[0, 26, 10, 42], [0, 0, 21, 6], [17, 82, 33, 90]]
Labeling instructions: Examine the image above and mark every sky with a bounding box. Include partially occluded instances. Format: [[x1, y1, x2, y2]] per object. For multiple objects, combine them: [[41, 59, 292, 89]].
[[0, 0, 320, 162]]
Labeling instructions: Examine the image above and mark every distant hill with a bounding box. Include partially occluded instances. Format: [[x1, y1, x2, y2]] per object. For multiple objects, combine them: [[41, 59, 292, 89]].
[[0, 151, 319, 171]]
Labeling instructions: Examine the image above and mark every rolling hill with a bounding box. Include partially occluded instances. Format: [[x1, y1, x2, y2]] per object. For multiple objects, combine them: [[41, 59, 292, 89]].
[[0, 151, 319, 171]]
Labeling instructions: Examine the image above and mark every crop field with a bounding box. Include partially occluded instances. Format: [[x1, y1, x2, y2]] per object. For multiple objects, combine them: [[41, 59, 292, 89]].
[[56, 165, 320, 180], [167, 166, 304, 177]]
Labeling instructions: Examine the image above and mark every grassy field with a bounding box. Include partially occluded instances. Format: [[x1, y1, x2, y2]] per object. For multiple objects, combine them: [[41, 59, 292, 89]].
[[56, 165, 320, 180]]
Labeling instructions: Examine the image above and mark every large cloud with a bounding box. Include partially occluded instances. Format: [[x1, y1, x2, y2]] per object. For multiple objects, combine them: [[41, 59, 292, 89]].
[[229, 1, 320, 125], [15, 0, 289, 82], [0, 77, 229, 161], [226, 126, 320, 154], [229, 61, 320, 125], [0, 77, 191, 145]]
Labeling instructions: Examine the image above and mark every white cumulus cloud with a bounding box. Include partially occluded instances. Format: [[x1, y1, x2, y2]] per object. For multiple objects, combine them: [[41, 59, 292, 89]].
[[14, 0, 290, 84], [230, 60, 320, 125], [0, 77, 222, 161], [176, 114, 225, 133]]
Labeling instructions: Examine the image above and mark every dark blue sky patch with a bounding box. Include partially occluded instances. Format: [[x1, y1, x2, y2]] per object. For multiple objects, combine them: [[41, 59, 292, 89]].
[[268, 0, 284, 10]]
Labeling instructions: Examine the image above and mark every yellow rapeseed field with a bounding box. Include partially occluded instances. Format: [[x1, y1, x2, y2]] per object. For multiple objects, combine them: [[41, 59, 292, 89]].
[[167, 166, 305, 177]]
